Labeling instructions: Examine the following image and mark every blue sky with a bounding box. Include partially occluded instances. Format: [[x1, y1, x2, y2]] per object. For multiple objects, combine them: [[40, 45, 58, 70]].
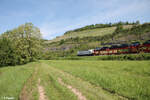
[[0, 0, 150, 40]]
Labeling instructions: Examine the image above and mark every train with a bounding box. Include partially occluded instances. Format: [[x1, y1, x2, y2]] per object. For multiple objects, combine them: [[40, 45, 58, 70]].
[[77, 40, 150, 56]]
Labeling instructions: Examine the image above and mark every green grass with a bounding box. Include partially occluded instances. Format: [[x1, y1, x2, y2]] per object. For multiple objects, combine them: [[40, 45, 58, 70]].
[[0, 62, 78, 100], [44, 60, 150, 100], [1, 60, 149, 100], [0, 62, 35, 100], [40, 61, 120, 100], [38, 62, 78, 100]]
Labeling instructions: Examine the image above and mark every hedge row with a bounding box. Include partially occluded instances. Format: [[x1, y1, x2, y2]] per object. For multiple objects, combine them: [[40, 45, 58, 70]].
[[97, 53, 150, 60], [49, 53, 150, 60]]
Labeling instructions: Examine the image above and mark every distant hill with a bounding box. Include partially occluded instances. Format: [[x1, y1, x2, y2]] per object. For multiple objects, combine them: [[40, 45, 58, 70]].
[[48, 25, 132, 43], [43, 22, 150, 59]]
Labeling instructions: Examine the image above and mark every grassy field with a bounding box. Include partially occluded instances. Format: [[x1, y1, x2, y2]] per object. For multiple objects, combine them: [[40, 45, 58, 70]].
[[0, 60, 150, 100], [44, 60, 150, 100], [0, 62, 35, 100]]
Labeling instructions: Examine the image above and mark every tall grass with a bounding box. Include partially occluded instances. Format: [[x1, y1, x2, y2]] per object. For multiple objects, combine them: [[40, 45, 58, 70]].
[[45, 60, 150, 100], [0, 63, 35, 100], [38, 63, 77, 100]]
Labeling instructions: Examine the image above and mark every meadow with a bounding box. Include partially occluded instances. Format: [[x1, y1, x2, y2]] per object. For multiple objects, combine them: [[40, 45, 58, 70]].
[[0, 60, 150, 100], [44, 60, 150, 100], [0, 63, 35, 100]]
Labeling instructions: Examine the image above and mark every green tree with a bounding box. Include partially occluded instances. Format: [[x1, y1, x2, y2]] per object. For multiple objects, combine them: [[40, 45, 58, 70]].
[[0, 37, 17, 66], [0, 23, 43, 66]]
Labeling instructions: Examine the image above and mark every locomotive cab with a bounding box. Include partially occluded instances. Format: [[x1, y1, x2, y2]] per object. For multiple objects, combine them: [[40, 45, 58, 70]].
[[77, 49, 94, 56]]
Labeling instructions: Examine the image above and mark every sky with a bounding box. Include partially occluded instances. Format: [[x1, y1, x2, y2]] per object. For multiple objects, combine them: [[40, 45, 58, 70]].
[[0, 0, 150, 40]]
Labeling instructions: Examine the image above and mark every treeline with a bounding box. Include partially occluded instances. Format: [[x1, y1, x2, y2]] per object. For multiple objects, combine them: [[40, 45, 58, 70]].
[[0, 23, 43, 67], [64, 21, 140, 34]]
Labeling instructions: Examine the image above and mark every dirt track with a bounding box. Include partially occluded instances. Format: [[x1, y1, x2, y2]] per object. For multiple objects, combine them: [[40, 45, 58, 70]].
[[38, 78, 47, 100], [58, 77, 87, 100]]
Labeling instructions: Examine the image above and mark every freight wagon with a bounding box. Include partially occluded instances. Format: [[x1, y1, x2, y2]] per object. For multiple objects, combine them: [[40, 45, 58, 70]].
[[77, 40, 150, 56]]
